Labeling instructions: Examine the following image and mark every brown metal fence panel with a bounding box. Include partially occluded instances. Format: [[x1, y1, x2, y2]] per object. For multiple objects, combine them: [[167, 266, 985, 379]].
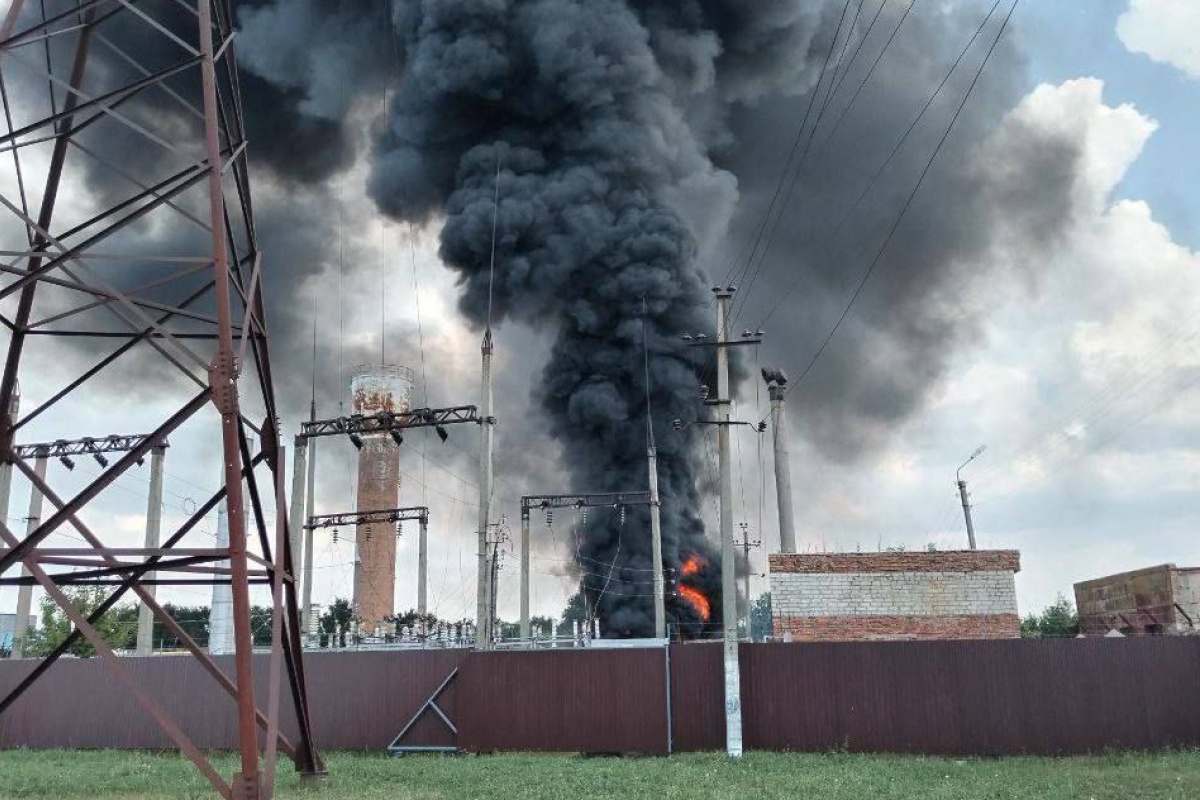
[[455, 648, 670, 754], [2, 639, 1199, 756], [739, 638, 1200, 755], [0, 649, 467, 751], [668, 642, 724, 752]]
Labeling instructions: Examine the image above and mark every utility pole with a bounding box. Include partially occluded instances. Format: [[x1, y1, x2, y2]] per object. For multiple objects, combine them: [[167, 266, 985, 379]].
[[287, 434, 309, 631], [209, 506, 234, 655], [679, 287, 763, 757], [477, 329, 495, 649], [643, 298, 666, 639], [764, 368, 797, 553], [957, 445, 986, 550], [519, 509, 530, 640], [211, 438, 255, 657], [484, 520, 507, 645], [417, 513, 429, 618], [737, 523, 762, 637], [300, 320, 318, 640], [714, 287, 742, 758], [10, 452, 47, 659], [300, 400, 317, 640], [135, 444, 168, 656]]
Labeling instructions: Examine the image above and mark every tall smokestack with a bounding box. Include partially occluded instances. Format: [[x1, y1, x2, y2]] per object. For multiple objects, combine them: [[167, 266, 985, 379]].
[[351, 365, 413, 635]]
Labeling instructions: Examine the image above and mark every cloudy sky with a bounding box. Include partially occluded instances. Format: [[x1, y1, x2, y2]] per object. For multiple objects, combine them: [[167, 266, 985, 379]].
[[2, 0, 1199, 631]]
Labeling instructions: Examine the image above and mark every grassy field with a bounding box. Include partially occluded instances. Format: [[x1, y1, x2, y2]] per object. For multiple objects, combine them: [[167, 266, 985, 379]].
[[1, 750, 1198, 800]]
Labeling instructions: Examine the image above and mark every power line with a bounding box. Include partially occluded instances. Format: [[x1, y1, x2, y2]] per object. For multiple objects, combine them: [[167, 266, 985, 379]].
[[721, 0, 856, 293], [729, 0, 916, 327], [778, 0, 1021, 407], [756, 0, 1002, 333]]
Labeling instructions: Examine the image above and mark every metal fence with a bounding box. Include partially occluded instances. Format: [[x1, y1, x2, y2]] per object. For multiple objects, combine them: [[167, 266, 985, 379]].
[[2, 638, 1198, 755]]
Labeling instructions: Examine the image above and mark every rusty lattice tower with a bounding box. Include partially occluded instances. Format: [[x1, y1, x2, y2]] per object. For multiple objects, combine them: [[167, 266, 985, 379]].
[[0, 1, 321, 797]]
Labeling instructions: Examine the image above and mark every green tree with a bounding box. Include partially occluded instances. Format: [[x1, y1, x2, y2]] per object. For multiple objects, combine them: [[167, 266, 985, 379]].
[[24, 587, 137, 658], [556, 592, 588, 636], [749, 593, 773, 642], [319, 598, 354, 648], [250, 605, 275, 646], [1021, 593, 1080, 638], [150, 604, 210, 650]]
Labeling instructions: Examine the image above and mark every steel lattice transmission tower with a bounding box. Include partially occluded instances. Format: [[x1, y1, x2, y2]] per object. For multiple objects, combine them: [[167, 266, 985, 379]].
[[0, 1, 322, 797]]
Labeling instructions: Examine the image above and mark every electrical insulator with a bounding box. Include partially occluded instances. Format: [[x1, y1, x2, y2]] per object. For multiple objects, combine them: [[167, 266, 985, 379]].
[[545, 510, 553, 526], [395, 523, 402, 538], [581, 509, 588, 525], [619, 506, 626, 525], [332, 528, 339, 543], [365, 525, 372, 541]]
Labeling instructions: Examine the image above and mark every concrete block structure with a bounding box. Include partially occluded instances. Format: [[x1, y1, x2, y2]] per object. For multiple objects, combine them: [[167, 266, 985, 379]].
[[1074, 564, 1200, 636], [769, 551, 1021, 641]]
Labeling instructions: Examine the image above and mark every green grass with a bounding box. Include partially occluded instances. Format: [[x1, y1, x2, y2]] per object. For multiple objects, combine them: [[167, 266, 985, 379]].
[[0, 750, 1198, 800]]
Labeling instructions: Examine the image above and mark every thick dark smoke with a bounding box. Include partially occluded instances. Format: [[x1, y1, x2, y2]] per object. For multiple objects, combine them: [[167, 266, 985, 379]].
[[235, 0, 859, 634], [3, 0, 1091, 635], [236, 0, 1087, 636]]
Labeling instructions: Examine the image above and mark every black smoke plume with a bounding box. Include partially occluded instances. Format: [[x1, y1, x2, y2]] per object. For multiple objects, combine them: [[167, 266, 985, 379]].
[[235, 0, 1086, 635], [2, 0, 1090, 635]]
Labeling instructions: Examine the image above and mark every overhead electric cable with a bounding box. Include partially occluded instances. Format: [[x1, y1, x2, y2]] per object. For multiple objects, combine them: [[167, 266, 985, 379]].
[[756, 0, 1001, 331], [776, 0, 1020, 407]]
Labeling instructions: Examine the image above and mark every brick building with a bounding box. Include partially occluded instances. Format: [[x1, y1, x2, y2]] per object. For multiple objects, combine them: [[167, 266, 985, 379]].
[[769, 551, 1021, 641], [1074, 564, 1200, 636]]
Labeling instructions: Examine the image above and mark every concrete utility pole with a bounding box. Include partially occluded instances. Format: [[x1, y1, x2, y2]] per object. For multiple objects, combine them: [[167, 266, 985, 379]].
[[680, 287, 762, 755], [10, 452, 47, 659], [713, 288, 743, 757], [417, 514, 429, 618], [476, 329, 495, 649], [483, 520, 506, 644], [135, 444, 167, 656], [209, 503, 234, 655], [519, 509, 530, 639], [300, 413, 317, 639], [647, 445, 665, 639], [764, 369, 797, 554], [211, 438, 254, 657], [287, 434, 309, 626], [643, 298, 666, 639], [957, 445, 986, 551]]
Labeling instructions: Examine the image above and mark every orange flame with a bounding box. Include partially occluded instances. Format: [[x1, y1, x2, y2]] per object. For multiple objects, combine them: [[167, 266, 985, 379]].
[[679, 585, 711, 621], [681, 555, 706, 578]]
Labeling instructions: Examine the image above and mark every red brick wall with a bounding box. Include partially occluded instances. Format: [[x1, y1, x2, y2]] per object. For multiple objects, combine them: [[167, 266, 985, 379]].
[[775, 614, 1021, 641], [770, 550, 1021, 574]]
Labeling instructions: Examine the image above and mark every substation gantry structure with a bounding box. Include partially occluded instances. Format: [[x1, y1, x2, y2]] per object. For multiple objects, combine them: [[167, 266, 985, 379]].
[[304, 506, 431, 619], [519, 491, 660, 641], [296, 406, 478, 630], [4, 433, 169, 659], [0, 1, 321, 797]]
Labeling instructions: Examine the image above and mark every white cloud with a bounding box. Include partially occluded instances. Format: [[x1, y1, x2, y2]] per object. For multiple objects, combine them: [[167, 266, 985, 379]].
[[1117, 0, 1200, 82], [785, 77, 1200, 612]]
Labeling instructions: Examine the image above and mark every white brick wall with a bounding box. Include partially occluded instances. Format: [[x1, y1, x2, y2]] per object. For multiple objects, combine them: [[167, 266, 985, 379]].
[[770, 571, 1018, 617]]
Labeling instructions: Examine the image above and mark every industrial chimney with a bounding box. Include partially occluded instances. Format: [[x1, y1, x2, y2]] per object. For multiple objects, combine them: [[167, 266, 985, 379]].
[[350, 364, 414, 635]]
